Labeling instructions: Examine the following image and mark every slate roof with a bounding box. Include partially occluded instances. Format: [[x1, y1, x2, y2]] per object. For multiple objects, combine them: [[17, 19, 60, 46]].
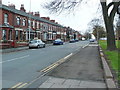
[[0, 4, 64, 28]]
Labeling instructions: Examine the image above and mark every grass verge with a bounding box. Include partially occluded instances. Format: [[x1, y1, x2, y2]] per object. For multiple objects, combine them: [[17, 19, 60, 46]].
[[99, 40, 120, 86]]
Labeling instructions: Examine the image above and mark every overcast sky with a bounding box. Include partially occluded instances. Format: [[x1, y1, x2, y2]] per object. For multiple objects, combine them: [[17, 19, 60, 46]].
[[2, 0, 102, 33]]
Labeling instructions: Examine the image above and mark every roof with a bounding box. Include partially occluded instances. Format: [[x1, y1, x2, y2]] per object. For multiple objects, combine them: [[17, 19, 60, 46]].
[[0, 4, 64, 28]]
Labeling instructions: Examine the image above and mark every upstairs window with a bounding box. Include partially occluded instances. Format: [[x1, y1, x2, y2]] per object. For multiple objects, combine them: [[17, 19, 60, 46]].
[[17, 17, 20, 25], [28, 20, 31, 26], [4, 13, 8, 23], [22, 19, 26, 26]]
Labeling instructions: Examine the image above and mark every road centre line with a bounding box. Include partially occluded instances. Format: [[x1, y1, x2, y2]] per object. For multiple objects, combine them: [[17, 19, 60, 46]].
[[0, 55, 29, 64]]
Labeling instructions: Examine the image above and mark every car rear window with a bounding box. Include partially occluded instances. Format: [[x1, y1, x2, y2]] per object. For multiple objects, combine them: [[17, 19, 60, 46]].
[[30, 40, 37, 43], [55, 39, 61, 41]]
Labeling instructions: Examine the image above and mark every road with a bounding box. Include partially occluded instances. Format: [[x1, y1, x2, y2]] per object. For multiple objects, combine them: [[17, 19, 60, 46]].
[[2, 41, 89, 88]]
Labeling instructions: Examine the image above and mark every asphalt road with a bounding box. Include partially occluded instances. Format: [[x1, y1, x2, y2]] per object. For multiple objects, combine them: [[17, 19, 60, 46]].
[[2, 41, 89, 88]]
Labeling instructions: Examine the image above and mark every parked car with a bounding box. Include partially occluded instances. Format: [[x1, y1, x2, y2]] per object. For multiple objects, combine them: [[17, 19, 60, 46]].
[[69, 39, 76, 43], [89, 39, 95, 42], [53, 39, 64, 45], [75, 39, 79, 42], [99, 38, 107, 40], [29, 39, 45, 49]]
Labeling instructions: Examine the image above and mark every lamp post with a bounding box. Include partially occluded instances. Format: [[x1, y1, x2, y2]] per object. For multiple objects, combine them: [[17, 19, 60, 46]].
[[29, 0, 31, 42]]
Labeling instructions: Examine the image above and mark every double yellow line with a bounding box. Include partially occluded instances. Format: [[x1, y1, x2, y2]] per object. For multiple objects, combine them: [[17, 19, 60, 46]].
[[8, 82, 28, 89], [41, 63, 59, 73], [41, 53, 73, 73], [41, 59, 66, 73]]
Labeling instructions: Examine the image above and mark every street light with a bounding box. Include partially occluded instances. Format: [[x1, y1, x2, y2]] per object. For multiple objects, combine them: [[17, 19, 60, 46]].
[[29, 0, 31, 42]]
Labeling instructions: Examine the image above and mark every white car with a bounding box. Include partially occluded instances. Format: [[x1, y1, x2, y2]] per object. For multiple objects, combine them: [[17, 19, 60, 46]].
[[89, 39, 95, 42], [29, 39, 45, 49]]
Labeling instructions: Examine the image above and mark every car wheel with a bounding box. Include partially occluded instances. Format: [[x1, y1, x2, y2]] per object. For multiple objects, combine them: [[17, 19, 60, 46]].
[[43, 44, 45, 48], [29, 47, 31, 49], [37, 45, 40, 48]]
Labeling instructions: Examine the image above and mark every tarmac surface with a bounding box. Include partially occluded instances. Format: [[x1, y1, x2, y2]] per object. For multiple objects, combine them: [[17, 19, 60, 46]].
[[39, 43, 107, 88]]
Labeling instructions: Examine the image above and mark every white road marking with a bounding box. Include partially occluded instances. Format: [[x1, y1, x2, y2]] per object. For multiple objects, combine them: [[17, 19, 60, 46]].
[[82, 44, 89, 48], [64, 53, 73, 59], [0, 55, 29, 64]]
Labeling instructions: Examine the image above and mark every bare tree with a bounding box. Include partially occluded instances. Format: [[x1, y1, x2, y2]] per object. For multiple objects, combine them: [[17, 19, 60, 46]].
[[44, 0, 120, 50], [100, 0, 120, 50]]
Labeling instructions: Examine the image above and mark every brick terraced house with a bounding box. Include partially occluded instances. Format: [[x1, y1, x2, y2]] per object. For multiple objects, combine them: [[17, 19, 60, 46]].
[[0, 3, 81, 48]]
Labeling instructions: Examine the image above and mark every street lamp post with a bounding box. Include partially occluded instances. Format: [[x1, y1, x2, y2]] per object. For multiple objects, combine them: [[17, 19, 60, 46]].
[[29, 0, 31, 42]]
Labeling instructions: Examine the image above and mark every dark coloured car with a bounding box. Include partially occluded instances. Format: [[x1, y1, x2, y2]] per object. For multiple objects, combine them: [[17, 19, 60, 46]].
[[53, 39, 64, 45], [69, 39, 76, 43], [75, 39, 79, 42]]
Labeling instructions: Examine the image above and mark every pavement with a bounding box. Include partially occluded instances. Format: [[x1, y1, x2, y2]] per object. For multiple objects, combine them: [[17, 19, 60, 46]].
[[38, 43, 108, 88]]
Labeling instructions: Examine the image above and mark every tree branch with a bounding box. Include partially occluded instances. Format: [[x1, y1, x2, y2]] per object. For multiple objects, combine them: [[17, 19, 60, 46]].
[[107, 2, 114, 11], [109, 2, 120, 22]]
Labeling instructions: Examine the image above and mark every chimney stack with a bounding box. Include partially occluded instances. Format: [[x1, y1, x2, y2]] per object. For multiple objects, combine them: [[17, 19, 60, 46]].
[[34, 12, 40, 17], [50, 20, 55, 23], [8, 4, 15, 9], [46, 17, 50, 20], [20, 4, 26, 12]]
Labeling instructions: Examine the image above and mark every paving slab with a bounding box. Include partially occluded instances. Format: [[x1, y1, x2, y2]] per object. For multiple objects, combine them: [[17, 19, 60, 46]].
[[39, 77, 106, 88]]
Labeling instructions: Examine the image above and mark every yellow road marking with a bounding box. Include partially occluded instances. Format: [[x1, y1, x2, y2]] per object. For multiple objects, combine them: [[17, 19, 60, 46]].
[[41, 63, 57, 72], [41, 53, 73, 73], [17, 83, 28, 88], [11, 82, 23, 88], [43, 63, 59, 72]]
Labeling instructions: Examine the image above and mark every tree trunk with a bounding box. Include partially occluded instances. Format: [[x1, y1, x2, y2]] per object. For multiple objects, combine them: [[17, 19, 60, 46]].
[[100, 1, 117, 51], [106, 18, 116, 50]]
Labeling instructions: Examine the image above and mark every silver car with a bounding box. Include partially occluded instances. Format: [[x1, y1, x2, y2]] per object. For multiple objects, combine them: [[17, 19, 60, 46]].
[[29, 39, 45, 49]]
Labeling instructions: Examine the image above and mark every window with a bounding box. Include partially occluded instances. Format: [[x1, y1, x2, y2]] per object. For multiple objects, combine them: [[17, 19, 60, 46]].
[[15, 31, 19, 40], [4, 14, 8, 23], [28, 20, 30, 26], [2, 30, 7, 40], [17, 17, 20, 25], [8, 30, 12, 40], [22, 19, 26, 26], [33, 21, 35, 28], [37, 22, 39, 29]]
